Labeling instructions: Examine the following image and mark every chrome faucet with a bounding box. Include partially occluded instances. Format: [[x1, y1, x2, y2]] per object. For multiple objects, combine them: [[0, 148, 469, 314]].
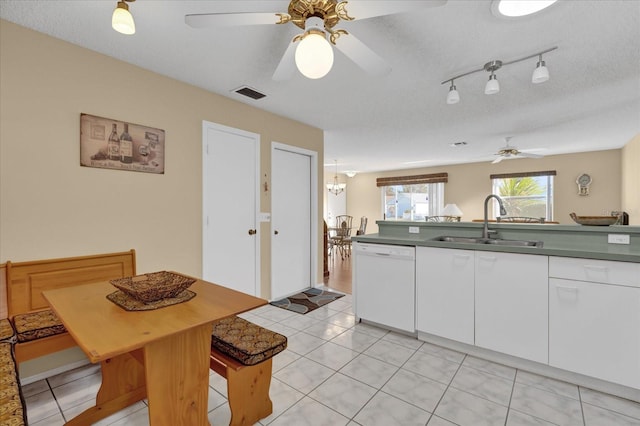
[[483, 194, 507, 239]]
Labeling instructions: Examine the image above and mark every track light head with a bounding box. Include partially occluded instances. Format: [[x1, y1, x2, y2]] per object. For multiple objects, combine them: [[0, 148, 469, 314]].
[[446, 80, 460, 104], [485, 72, 500, 95], [532, 55, 550, 83]]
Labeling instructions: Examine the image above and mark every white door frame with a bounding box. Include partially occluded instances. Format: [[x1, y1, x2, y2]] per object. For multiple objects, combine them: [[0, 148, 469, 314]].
[[271, 141, 319, 296], [202, 120, 260, 295]]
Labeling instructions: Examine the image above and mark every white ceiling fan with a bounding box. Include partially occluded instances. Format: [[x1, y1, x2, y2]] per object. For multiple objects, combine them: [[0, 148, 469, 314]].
[[492, 136, 544, 164], [185, 0, 446, 80]]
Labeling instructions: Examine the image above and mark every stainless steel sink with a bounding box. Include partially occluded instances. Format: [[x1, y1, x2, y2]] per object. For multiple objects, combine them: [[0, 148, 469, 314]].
[[433, 236, 486, 244], [432, 236, 543, 248], [484, 239, 543, 247]]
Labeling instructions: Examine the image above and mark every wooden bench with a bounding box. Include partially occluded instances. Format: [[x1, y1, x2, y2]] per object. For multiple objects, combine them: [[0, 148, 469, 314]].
[[209, 315, 287, 426], [5, 249, 136, 363], [1, 318, 26, 425]]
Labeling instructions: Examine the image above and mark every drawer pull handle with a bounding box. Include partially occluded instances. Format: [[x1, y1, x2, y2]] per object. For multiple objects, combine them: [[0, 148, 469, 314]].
[[556, 285, 578, 292], [478, 256, 497, 262], [584, 265, 608, 271], [453, 254, 470, 260]]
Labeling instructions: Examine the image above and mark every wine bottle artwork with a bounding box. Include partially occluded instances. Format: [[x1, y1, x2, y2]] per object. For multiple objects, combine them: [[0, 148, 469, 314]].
[[107, 123, 120, 161], [81, 113, 165, 174], [120, 123, 133, 164]]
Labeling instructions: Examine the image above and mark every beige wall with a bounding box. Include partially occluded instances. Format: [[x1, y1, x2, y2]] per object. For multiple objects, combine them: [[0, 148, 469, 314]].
[[622, 134, 640, 225], [0, 20, 325, 298], [347, 149, 626, 233]]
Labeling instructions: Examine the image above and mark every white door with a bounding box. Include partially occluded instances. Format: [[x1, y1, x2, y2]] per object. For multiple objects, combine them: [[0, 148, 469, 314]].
[[202, 121, 259, 295], [271, 144, 315, 300]]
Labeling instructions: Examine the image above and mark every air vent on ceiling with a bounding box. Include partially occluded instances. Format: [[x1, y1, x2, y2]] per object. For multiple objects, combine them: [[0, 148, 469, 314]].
[[233, 86, 266, 100]]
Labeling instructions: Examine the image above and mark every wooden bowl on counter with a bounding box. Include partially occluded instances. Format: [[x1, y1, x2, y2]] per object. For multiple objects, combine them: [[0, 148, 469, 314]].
[[570, 212, 618, 226]]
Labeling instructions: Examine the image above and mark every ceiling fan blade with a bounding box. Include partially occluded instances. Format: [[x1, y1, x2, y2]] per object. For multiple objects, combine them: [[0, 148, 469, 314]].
[[492, 156, 504, 164], [272, 38, 298, 81], [338, 0, 447, 21], [185, 12, 281, 28], [334, 33, 391, 76], [518, 152, 544, 159]]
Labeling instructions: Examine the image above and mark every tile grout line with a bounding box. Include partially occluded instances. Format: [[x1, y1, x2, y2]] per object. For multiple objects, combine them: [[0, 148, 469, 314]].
[[503, 367, 517, 426]]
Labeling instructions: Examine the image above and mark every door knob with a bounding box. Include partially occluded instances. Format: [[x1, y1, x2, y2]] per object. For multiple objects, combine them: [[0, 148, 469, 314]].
[[274, 230, 279, 235], [248, 229, 256, 235]]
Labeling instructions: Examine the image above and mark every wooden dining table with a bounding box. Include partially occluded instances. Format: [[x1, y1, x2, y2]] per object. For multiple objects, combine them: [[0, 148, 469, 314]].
[[43, 275, 267, 426]]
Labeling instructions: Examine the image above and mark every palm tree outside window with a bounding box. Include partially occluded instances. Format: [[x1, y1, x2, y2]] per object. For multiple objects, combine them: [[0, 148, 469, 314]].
[[490, 171, 555, 221]]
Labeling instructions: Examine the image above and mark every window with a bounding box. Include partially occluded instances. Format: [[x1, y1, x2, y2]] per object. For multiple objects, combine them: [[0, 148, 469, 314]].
[[490, 170, 555, 221], [377, 173, 447, 221]]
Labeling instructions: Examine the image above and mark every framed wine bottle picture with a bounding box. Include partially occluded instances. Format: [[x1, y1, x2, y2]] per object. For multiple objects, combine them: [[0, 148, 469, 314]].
[[80, 113, 165, 174]]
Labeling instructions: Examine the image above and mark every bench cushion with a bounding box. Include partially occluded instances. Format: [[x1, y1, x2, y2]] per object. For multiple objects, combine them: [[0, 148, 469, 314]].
[[0, 319, 15, 342], [0, 342, 27, 425], [211, 316, 287, 366], [12, 309, 66, 343]]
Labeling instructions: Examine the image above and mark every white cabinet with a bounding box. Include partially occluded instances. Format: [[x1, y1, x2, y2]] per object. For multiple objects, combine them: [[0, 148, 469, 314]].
[[549, 257, 640, 389], [475, 252, 549, 364], [416, 247, 474, 344], [353, 243, 416, 333]]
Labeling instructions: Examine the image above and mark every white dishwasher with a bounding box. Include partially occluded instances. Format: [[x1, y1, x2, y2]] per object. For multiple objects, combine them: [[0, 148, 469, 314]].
[[353, 242, 416, 333]]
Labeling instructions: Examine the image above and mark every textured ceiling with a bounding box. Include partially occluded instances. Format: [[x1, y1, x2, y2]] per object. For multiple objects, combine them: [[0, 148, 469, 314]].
[[1, 0, 639, 173]]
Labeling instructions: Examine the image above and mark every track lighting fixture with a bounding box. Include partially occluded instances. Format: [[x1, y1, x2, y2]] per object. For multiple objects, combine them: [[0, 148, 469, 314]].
[[442, 46, 556, 104], [112, 0, 136, 35], [446, 80, 460, 104]]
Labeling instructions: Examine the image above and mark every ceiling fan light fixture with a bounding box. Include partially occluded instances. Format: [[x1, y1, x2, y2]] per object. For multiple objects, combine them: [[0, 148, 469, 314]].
[[112, 0, 135, 35], [532, 55, 550, 83], [446, 80, 460, 104], [295, 17, 334, 79]]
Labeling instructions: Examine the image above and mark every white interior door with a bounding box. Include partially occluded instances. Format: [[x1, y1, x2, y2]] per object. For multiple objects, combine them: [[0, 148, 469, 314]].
[[271, 144, 316, 300], [202, 121, 259, 296]]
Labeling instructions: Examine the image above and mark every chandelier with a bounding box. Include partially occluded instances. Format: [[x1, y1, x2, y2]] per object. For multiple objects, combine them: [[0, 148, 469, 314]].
[[326, 160, 346, 195]]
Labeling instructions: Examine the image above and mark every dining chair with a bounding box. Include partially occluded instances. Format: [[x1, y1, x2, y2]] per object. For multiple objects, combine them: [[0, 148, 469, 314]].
[[330, 215, 353, 260]]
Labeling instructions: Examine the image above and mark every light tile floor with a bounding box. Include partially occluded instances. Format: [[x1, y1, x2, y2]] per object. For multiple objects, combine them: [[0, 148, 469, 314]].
[[22, 292, 640, 426]]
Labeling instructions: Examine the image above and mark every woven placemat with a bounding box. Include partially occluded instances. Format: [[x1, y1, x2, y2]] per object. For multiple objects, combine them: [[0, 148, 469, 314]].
[[106, 289, 196, 311]]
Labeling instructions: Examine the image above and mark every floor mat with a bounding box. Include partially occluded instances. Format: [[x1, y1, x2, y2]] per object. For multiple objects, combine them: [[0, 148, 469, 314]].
[[270, 288, 345, 314]]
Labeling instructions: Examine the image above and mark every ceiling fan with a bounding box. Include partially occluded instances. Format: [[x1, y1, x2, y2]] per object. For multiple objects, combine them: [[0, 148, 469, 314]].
[[185, 0, 446, 80], [492, 137, 544, 164]]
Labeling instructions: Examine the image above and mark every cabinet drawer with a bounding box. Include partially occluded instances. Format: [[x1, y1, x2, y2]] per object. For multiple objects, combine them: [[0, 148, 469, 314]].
[[549, 257, 640, 287]]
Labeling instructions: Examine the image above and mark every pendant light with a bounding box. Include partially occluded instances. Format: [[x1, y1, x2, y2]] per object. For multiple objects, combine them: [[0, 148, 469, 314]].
[[112, 0, 136, 35], [532, 54, 550, 83], [446, 79, 460, 104], [326, 160, 346, 195], [295, 17, 334, 79]]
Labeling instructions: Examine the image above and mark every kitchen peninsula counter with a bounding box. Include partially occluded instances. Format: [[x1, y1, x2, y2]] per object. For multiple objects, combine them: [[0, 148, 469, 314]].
[[353, 221, 640, 263]]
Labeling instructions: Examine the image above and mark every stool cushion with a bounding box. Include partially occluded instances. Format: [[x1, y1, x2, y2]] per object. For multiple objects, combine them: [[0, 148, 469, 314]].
[[0, 342, 27, 425], [11, 309, 66, 343], [211, 316, 287, 366], [0, 319, 15, 342]]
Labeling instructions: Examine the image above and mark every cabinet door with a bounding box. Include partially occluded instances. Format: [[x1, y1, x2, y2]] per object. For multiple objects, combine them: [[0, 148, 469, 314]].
[[416, 247, 474, 344], [549, 278, 640, 389], [475, 252, 548, 363]]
